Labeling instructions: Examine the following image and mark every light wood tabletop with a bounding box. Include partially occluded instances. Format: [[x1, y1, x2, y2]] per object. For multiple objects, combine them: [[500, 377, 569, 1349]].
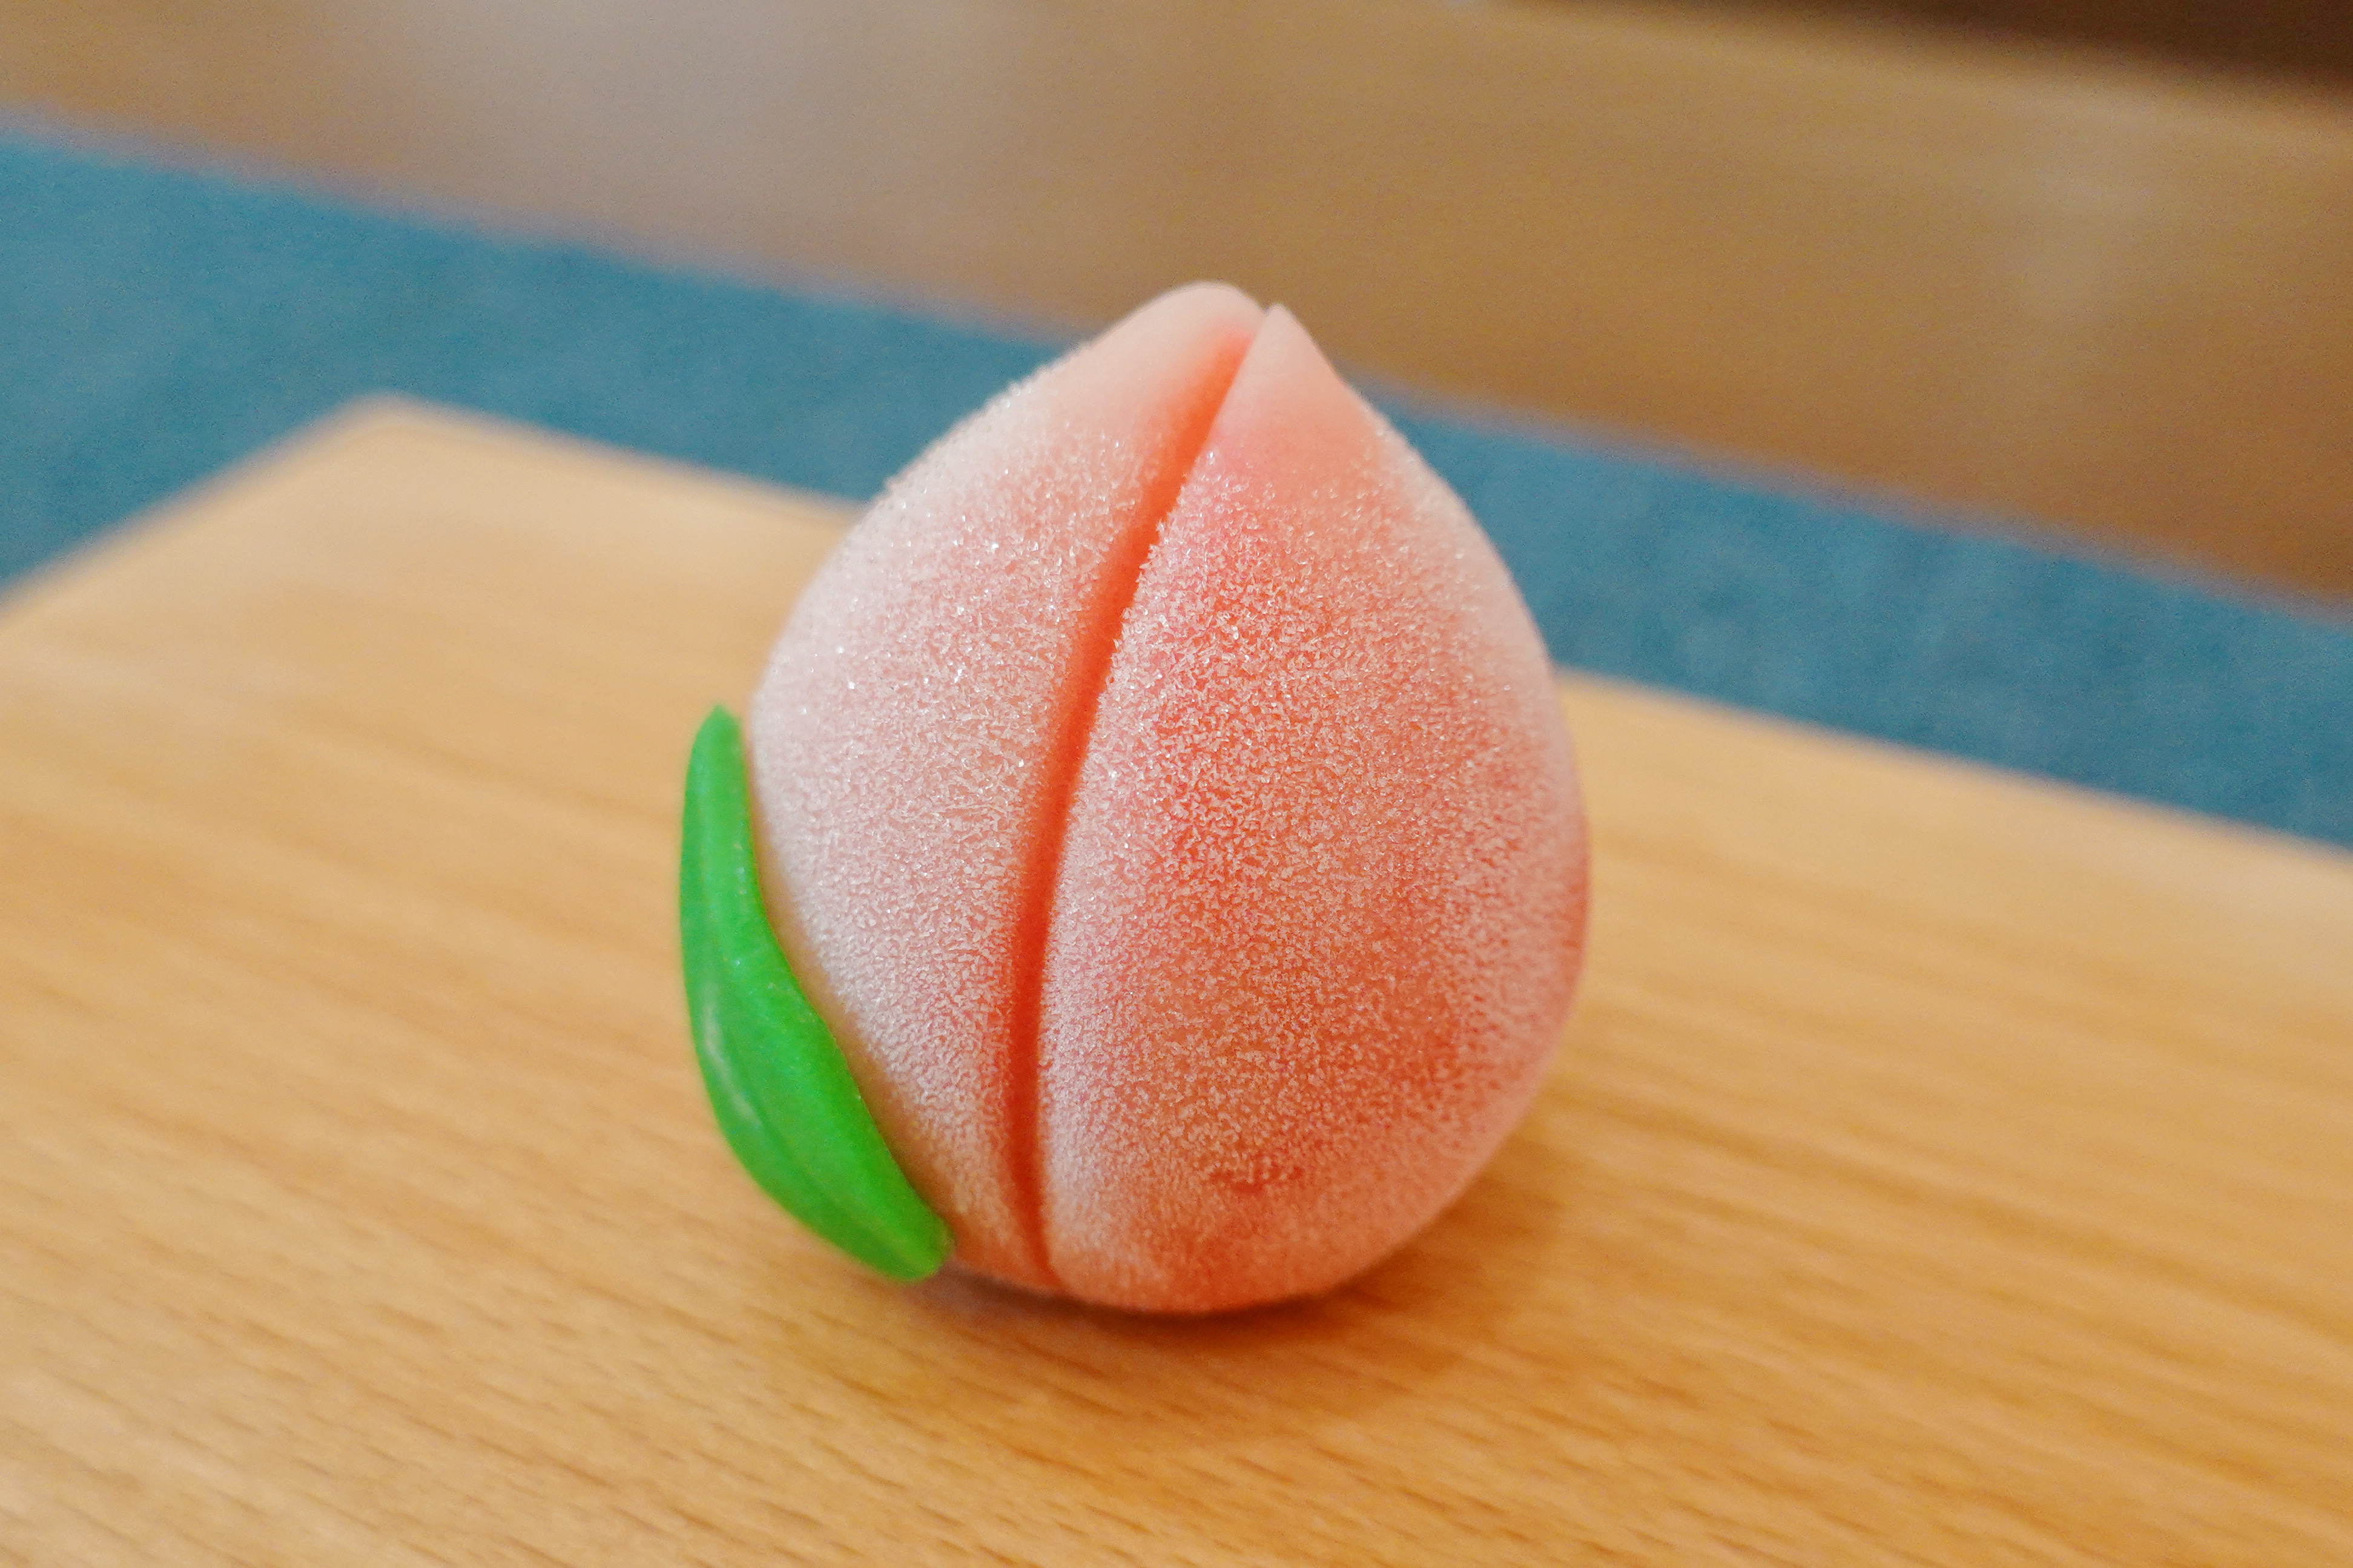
[[3, 403, 2348, 1563], [5, 0, 2352, 601]]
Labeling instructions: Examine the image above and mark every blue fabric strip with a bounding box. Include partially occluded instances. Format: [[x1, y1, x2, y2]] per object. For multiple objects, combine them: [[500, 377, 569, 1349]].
[[4, 130, 2346, 847]]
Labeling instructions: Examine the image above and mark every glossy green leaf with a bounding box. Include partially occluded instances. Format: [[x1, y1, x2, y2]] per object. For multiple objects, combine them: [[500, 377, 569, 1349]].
[[679, 706, 951, 1280]]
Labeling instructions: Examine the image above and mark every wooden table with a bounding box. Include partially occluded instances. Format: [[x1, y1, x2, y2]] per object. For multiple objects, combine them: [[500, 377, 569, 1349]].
[[3, 404, 2349, 1563]]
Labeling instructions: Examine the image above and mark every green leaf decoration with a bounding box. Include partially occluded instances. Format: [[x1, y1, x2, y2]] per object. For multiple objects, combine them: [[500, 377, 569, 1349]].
[[679, 706, 951, 1280]]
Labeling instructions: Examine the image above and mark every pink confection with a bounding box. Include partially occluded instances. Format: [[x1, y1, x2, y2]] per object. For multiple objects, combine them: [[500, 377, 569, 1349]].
[[747, 285, 1587, 1313]]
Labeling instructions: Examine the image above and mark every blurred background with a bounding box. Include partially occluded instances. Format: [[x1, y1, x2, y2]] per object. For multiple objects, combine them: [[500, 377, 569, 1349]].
[[3, 0, 2348, 601]]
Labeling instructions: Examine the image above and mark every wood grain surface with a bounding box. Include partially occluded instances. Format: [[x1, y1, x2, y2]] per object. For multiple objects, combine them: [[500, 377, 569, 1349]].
[[2, 404, 2350, 1564], [7, 0, 2352, 599]]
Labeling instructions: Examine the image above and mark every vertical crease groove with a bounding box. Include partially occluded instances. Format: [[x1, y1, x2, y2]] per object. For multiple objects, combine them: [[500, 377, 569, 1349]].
[[998, 331, 1257, 1288]]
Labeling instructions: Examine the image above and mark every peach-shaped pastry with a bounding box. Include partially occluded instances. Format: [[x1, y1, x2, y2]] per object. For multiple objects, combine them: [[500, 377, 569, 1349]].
[[682, 283, 1588, 1313]]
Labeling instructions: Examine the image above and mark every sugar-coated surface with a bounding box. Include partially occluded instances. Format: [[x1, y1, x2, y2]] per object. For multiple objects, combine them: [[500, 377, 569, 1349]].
[[751, 287, 1587, 1310], [1040, 310, 1587, 1310], [748, 285, 1262, 1288]]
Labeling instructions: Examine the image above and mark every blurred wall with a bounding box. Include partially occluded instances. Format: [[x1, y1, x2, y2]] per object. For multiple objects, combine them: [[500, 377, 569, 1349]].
[[1696, 0, 2353, 81], [4, 0, 2350, 598]]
